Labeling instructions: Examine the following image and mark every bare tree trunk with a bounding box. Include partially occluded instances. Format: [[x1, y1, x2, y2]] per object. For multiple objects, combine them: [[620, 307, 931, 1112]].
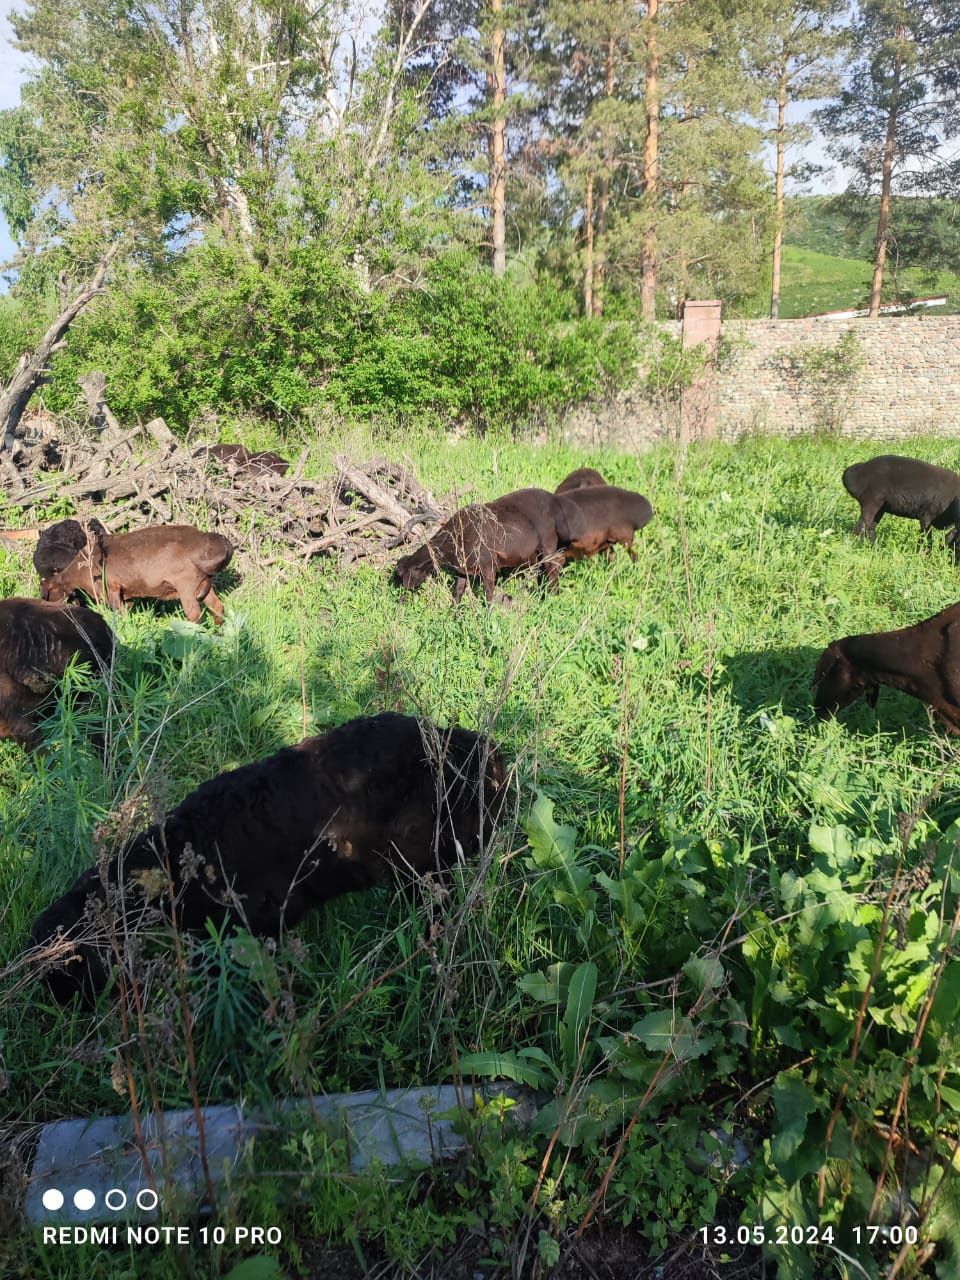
[[592, 36, 617, 317], [675, 83, 694, 316], [364, 0, 437, 187], [640, 0, 660, 322], [869, 43, 903, 319], [583, 171, 595, 316], [0, 245, 120, 450], [488, 0, 507, 278], [770, 71, 788, 319]]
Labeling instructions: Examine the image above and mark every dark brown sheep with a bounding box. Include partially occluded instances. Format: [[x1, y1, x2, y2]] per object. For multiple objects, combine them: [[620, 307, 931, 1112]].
[[204, 443, 290, 477], [813, 602, 960, 731], [29, 713, 506, 1004], [555, 468, 608, 495], [34, 519, 233, 624], [842, 455, 960, 556], [394, 488, 569, 603], [0, 598, 114, 749], [555, 485, 653, 563]]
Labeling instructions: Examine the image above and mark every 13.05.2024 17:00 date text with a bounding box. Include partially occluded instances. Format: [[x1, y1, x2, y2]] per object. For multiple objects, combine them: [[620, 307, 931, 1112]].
[[698, 1224, 920, 1247]]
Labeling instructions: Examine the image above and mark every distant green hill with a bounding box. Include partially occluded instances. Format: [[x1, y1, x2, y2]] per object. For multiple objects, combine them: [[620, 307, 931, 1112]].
[[762, 195, 960, 317], [776, 244, 960, 318]]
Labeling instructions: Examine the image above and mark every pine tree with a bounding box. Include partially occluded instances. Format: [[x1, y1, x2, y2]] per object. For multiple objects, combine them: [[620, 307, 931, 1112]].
[[751, 0, 846, 317], [819, 0, 960, 316]]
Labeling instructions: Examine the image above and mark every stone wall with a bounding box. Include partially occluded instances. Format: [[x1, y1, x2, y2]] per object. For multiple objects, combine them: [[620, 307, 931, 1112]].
[[562, 314, 960, 451]]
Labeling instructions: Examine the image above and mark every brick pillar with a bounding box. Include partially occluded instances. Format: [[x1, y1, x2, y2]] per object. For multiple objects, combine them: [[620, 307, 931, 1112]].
[[679, 300, 722, 444]]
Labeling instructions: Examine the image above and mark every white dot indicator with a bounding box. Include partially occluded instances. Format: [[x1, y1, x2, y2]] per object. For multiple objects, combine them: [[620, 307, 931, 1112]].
[[41, 1189, 64, 1212], [105, 1188, 127, 1211], [73, 1189, 96, 1212], [135, 1188, 159, 1212]]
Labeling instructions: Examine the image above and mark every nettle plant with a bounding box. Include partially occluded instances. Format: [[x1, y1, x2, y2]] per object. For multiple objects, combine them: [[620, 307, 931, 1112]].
[[460, 796, 960, 1276]]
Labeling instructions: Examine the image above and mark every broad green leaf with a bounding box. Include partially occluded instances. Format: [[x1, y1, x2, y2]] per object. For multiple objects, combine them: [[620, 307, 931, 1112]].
[[683, 954, 724, 994], [222, 1259, 286, 1280], [771, 1072, 819, 1169], [525, 793, 577, 868], [518, 963, 575, 1004], [629, 1010, 715, 1063], [456, 1050, 553, 1089], [561, 961, 597, 1075], [937, 1084, 960, 1111]]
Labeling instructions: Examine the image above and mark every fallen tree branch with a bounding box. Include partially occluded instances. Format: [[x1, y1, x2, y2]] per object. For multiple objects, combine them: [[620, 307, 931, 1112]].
[[0, 244, 121, 448]]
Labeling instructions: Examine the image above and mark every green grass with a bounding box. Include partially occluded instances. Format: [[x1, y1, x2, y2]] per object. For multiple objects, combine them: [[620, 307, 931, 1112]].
[[777, 245, 960, 318], [2, 427, 960, 1277]]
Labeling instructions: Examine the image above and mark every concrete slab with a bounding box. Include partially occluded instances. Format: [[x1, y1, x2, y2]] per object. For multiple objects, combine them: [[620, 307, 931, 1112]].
[[25, 1084, 536, 1226]]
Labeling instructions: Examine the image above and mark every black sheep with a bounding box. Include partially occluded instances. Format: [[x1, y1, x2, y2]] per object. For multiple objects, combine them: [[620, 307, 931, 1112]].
[[813, 601, 960, 731], [29, 713, 506, 1004], [841, 455, 960, 556], [555, 468, 608, 496], [204, 443, 290, 477], [0, 598, 115, 749]]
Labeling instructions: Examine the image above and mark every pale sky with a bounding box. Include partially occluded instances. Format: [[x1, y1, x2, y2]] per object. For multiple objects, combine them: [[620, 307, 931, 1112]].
[[0, 8, 26, 268]]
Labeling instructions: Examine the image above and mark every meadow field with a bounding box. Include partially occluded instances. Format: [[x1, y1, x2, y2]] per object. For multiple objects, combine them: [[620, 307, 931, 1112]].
[[2, 428, 960, 1279], [776, 246, 960, 319]]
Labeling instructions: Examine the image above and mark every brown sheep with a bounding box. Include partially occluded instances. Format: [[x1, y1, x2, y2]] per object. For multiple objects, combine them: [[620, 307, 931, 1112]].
[[34, 519, 233, 625], [555, 485, 653, 563], [813, 602, 960, 731], [203, 443, 290, 477], [29, 713, 506, 1004], [394, 488, 569, 603], [555, 468, 608, 495], [0, 598, 114, 749]]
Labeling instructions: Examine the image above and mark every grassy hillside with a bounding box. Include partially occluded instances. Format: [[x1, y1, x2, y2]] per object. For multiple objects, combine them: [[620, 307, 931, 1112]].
[[776, 244, 960, 317], [3, 428, 960, 1277], [775, 195, 960, 317]]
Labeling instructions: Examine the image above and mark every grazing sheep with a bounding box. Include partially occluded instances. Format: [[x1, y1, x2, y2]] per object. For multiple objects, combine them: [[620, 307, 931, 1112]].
[[813, 602, 960, 731], [34, 519, 233, 624], [0, 598, 114, 749], [555, 485, 653, 563], [842, 455, 960, 556], [29, 713, 506, 1004], [395, 488, 569, 603], [555, 468, 608, 496], [204, 443, 290, 477]]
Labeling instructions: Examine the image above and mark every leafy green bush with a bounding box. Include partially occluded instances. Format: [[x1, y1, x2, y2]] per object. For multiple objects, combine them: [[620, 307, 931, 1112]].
[[0, 291, 51, 384], [37, 245, 641, 433], [461, 796, 960, 1277]]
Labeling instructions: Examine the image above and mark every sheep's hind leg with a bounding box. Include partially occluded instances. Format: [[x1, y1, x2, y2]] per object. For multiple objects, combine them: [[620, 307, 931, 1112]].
[[479, 560, 498, 603], [0, 710, 42, 750], [539, 547, 563, 590], [176, 583, 204, 623], [200, 582, 225, 625], [854, 500, 882, 541]]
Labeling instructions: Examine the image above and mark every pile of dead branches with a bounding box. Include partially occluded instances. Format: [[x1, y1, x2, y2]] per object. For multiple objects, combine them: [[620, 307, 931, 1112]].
[[0, 385, 448, 571]]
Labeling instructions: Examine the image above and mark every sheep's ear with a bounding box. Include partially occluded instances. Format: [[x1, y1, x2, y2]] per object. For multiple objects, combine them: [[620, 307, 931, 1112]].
[[865, 684, 879, 708], [87, 520, 107, 567], [811, 647, 841, 690], [88, 519, 108, 547]]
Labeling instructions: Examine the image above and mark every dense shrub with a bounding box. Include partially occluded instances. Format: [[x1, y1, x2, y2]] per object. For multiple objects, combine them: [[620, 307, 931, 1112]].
[[0, 292, 51, 385], [36, 246, 641, 433]]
